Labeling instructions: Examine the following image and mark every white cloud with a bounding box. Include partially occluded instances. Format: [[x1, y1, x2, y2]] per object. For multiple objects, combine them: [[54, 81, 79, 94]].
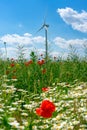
[[54, 37, 68, 49], [36, 48, 45, 55], [0, 33, 45, 58], [1, 47, 17, 59], [49, 51, 69, 59], [0, 33, 86, 59], [24, 33, 32, 37], [0, 33, 33, 45], [0, 33, 45, 46], [53, 36, 87, 58], [49, 51, 60, 57], [57, 7, 87, 32], [54, 36, 87, 49], [33, 36, 45, 43]]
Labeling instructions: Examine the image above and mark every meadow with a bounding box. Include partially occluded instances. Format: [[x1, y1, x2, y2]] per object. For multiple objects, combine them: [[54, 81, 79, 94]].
[[0, 49, 87, 130]]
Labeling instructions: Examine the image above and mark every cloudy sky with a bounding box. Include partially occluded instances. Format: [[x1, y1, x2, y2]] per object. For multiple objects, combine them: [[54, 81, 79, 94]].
[[0, 0, 87, 59]]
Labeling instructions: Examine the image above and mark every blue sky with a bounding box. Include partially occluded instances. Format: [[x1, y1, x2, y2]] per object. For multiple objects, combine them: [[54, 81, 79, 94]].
[[0, 0, 87, 59]]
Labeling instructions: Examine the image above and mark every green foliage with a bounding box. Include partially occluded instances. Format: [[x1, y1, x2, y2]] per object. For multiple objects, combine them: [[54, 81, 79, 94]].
[[0, 39, 87, 129], [16, 44, 26, 62], [0, 50, 87, 93], [30, 51, 37, 62]]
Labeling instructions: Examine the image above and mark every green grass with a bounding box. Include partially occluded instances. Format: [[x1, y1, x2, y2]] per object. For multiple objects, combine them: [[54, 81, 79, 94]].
[[0, 56, 87, 93], [0, 53, 87, 129]]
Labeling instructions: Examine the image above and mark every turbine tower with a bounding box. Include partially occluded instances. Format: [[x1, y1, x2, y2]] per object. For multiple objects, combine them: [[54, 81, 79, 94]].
[[37, 21, 49, 61]]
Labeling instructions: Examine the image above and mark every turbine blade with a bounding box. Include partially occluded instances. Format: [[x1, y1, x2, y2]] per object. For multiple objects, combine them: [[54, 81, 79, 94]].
[[43, 16, 46, 25], [43, 9, 47, 25], [36, 25, 44, 33]]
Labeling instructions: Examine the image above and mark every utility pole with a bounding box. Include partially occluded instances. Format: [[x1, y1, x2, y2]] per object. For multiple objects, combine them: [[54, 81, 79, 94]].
[[4, 42, 7, 60]]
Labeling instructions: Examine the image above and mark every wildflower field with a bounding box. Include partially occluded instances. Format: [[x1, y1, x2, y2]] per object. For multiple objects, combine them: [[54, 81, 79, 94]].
[[0, 53, 87, 130]]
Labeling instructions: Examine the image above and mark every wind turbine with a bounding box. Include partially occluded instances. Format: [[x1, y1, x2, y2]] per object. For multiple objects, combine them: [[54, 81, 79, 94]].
[[37, 21, 49, 61]]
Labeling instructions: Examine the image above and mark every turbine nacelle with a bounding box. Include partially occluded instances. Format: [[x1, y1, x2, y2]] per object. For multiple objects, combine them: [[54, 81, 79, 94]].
[[44, 24, 49, 30], [37, 23, 49, 33]]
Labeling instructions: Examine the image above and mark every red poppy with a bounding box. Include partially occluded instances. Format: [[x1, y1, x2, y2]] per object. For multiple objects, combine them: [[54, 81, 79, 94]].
[[13, 70, 16, 73], [12, 76, 17, 79], [40, 100, 55, 113], [10, 63, 15, 67], [42, 69, 46, 74], [37, 59, 45, 66], [24, 62, 28, 66], [42, 59, 45, 64], [24, 60, 33, 66], [36, 108, 52, 118], [42, 87, 49, 92], [28, 60, 33, 64], [36, 100, 55, 118], [6, 70, 10, 75]]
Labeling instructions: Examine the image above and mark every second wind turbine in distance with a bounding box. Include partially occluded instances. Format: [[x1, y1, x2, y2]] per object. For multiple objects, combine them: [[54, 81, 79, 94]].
[[37, 21, 49, 61]]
